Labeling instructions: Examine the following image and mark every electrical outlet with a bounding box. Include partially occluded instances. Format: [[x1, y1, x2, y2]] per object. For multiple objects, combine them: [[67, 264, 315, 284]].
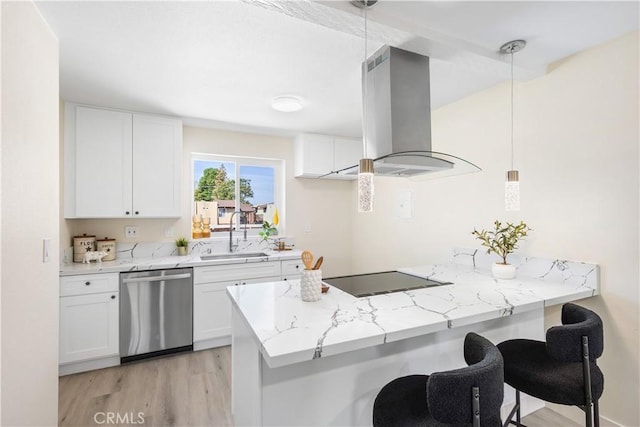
[[125, 226, 138, 238], [165, 227, 174, 237], [304, 223, 312, 233]]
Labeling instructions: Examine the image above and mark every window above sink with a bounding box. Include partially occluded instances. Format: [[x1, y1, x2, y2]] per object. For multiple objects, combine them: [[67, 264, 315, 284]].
[[191, 153, 284, 237]]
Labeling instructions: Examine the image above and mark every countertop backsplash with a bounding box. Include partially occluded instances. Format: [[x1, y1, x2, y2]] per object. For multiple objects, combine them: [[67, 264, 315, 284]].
[[61, 236, 295, 266]]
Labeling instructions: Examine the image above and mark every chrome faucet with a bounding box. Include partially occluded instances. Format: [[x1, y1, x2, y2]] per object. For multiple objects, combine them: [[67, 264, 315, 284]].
[[229, 211, 248, 252]]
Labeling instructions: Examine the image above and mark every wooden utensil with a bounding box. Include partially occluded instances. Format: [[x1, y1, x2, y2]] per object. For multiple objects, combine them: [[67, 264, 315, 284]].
[[301, 250, 314, 270], [312, 256, 323, 271]]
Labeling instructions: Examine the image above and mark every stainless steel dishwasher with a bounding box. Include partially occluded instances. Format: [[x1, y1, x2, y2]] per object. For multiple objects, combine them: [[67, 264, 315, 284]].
[[120, 268, 193, 362]]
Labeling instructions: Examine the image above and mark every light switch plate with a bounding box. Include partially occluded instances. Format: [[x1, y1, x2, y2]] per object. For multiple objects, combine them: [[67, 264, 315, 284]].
[[394, 190, 413, 220], [125, 226, 138, 238]]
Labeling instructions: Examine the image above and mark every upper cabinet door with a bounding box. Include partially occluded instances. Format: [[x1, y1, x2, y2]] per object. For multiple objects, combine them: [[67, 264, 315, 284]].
[[294, 133, 334, 177], [73, 106, 133, 218], [132, 114, 182, 217], [333, 137, 362, 172]]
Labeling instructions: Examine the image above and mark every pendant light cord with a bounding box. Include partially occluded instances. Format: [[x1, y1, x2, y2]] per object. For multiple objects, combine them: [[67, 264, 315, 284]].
[[510, 48, 514, 171], [362, 2, 369, 160]]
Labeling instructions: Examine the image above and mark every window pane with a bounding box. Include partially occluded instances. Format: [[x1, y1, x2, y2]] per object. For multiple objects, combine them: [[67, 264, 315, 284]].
[[194, 160, 236, 233], [240, 165, 275, 228]]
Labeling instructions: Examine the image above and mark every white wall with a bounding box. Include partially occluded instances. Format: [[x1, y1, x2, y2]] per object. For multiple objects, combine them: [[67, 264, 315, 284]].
[[64, 126, 355, 277], [1, 2, 60, 425], [351, 32, 639, 426]]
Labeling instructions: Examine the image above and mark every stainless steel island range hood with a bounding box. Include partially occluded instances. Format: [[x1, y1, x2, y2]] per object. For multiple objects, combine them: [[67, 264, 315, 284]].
[[331, 45, 480, 179]]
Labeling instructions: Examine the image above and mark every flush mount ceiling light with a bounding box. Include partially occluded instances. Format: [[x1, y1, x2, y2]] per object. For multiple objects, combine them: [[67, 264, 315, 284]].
[[500, 39, 526, 212], [271, 95, 304, 112], [354, 0, 375, 213]]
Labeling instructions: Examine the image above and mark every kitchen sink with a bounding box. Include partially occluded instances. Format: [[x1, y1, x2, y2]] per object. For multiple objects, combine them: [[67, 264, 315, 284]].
[[200, 252, 269, 261]]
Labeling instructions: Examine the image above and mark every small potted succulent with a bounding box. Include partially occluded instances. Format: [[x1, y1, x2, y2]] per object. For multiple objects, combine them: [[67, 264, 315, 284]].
[[472, 220, 531, 279], [175, 237, 189, 256]]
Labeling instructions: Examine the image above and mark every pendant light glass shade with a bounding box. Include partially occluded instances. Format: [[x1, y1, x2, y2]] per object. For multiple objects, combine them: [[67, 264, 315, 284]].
[[505, 170, 520, 211], [500, 40, 525, 212], [358, 158, 374, 212]]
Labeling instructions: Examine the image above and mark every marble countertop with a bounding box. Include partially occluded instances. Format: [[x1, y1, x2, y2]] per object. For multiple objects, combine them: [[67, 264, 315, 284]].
[[60, 249, 302, 276], [227, 250, 599, 368]]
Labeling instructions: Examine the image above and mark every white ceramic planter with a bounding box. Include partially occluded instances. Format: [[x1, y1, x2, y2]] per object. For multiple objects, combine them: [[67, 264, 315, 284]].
[[300, 269, 322, 302], [491, 263, 516, 280]]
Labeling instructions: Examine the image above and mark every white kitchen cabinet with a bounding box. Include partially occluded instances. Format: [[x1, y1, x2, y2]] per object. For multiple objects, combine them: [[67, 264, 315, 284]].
[[59, 273, 120, 375], [281, 259, 303, 281], [193, 261, 282, 350], [294, 133, 361, 179], [64, 103, 182, 218], [132, 113, 182, 217], [334, 137, 364, 172]]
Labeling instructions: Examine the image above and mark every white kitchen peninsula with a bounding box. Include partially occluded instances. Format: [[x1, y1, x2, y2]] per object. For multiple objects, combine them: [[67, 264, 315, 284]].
[[227, 249, 599, 426]]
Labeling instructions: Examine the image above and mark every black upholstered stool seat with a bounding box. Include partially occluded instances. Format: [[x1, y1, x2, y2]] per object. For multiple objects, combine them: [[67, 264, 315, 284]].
[[498, 303, 604, 427], [498, 339, 604, 405], [373, 333, 504, 427]]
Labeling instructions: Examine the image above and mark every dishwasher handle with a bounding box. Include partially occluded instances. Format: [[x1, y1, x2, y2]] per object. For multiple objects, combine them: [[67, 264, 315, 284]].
[[121, 273, 192, 284]]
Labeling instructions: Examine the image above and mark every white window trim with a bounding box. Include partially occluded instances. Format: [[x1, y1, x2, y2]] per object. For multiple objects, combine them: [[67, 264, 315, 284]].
[[191, 153, 285, 237]]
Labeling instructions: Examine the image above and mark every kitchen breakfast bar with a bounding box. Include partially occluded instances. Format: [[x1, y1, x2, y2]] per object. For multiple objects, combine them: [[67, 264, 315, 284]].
[[227, 249, 599, 426]]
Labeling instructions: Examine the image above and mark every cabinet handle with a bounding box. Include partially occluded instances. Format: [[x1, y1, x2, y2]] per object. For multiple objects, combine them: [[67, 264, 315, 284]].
[[125, 211, 130, 215], [295, 265, 299, 269], [242, 282, 247, 285], [135, 211, 139, 215], [85, 281, 91, 286], [284, 278, 288, 281], [111, 295, 116, 300]]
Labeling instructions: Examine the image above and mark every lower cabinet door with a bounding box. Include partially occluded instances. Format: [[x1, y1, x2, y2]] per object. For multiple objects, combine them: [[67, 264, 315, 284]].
[[193, 282, 232, 342], [59, 292, 119, 364], [194, 276, 281, 343]]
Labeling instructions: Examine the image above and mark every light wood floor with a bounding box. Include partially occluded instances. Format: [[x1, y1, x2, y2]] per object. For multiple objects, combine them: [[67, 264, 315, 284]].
[[59, 346, 589, 427]]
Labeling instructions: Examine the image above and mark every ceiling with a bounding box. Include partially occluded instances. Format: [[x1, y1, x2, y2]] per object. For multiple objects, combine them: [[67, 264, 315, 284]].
[[36, 1, 638, 138]]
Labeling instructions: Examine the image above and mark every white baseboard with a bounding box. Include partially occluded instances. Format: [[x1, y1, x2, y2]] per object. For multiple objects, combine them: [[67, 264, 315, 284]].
[[194, 336, 231, 351], [59, 355, 120, 376]]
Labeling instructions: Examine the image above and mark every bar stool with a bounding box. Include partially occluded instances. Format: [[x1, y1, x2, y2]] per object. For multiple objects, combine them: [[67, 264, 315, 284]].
[[498, 303, 604, 427], [372, 332, 504, 427]]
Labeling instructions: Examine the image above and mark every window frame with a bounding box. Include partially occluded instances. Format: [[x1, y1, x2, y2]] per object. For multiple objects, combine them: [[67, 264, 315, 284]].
[[191, 153, 284, 237]]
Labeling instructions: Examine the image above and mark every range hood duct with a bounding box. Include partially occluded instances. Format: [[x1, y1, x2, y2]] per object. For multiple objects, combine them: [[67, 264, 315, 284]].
[[332, 45, 480, 178]]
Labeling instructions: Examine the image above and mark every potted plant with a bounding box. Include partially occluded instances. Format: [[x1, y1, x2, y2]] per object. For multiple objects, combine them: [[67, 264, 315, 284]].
[[175, 237, 189, 256], [259, 221, 278, 246], [472, 220, 531, 279]]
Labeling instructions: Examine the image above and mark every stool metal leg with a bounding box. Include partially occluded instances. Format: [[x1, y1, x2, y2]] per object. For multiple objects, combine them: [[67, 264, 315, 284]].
[[472, 386, 480, 427], [594, 400, 600, 427], [516, 389, 521, 427], [582, 336, 593, 427], [505, 389, 527, 427]]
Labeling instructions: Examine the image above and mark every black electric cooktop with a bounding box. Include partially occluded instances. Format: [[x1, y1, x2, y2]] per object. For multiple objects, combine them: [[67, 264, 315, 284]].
[[323, 271, 451, 297]]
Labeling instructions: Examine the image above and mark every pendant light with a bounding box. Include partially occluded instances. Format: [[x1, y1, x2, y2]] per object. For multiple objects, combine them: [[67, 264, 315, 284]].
[[500, 39, 525, 212], [354, 0, 376, 213]]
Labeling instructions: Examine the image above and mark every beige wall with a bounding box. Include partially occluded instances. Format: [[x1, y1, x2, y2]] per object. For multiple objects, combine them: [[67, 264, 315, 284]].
[[1, 2, 60, 425], [350, 32, 639, 426], [64, 126, 355, 277]]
